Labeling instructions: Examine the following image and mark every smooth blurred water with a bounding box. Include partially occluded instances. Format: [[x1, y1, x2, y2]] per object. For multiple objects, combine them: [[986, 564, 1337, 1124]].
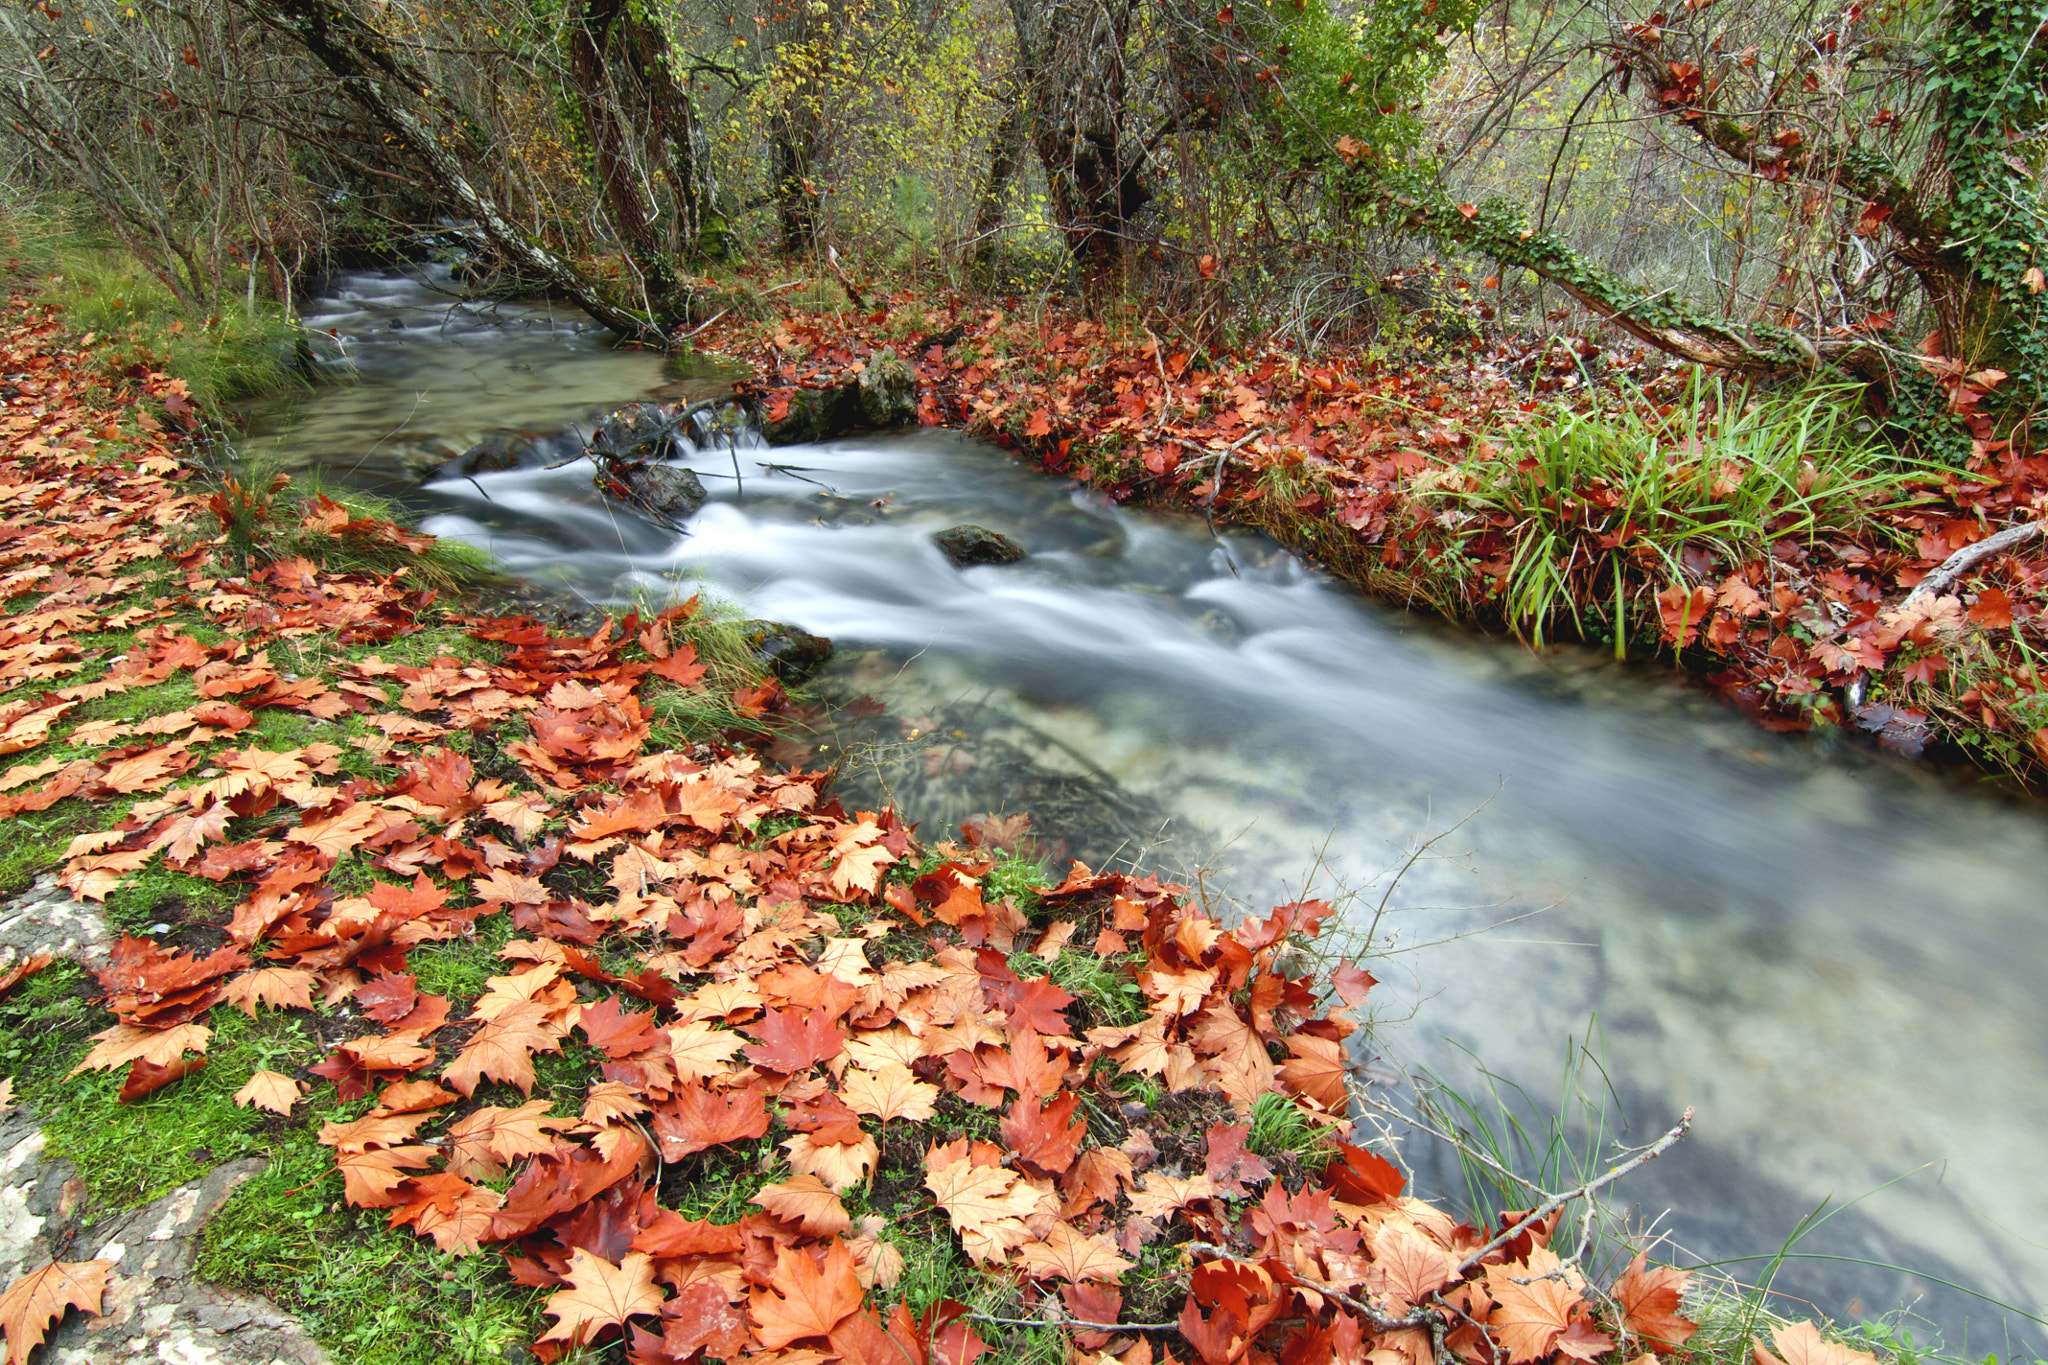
[[254, 272, 2048, 1355]]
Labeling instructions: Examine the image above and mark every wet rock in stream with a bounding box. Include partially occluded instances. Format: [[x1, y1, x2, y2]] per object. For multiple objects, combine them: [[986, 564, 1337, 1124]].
[[605, 460, 708, 529], [932, 524, 1027, 566], [742, 621, 834, 683]]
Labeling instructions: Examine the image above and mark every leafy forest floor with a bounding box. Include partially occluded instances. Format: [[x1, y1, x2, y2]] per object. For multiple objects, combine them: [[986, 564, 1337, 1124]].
[[0, 267, 1988, 1365], [692, 284, 2048, 787]]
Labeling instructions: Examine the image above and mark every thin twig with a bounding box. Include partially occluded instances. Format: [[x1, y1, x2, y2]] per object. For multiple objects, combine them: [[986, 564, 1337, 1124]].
[[1452, 1109, 1694, 1277], [968, 1313, 1181, 1332]]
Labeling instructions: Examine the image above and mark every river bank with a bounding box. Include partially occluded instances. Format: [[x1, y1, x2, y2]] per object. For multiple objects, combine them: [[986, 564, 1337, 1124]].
[[0, 247, 1986, 1363], [687, 292, 2048, 789]]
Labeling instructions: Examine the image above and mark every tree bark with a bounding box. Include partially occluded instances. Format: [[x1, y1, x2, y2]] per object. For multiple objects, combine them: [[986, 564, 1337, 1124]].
[[971, 101, 1026, 267], [258, 0, 672, 344], [1010, 0, 1150, 280]]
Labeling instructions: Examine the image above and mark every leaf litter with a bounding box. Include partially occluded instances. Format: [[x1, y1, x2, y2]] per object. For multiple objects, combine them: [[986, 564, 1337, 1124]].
[[0, 294, 1897, 1365]]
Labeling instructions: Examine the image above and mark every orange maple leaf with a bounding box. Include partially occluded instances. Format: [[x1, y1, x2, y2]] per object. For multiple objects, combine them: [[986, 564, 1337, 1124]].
[[0, 1260, 114, 1365], [750, 1241, 866, 1350], [538, 1248, 667, 1346]]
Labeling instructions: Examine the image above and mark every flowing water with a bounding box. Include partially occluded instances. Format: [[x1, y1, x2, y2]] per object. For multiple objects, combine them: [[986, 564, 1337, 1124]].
[[248, 270, 2048, 1354]]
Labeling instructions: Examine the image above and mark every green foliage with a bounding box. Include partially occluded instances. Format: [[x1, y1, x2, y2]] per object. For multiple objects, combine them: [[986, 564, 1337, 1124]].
[[1, 198, 302, 416], [1245, 1089, 1335, 1165], [1929, 0, 2048, 423], [1433, 381, 1921, 647], [1253, 0, 1486, 176]]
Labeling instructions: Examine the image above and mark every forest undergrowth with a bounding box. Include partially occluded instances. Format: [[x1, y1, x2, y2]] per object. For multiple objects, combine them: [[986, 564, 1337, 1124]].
[[694, 282, 2048, 787], [0, 256, 1977, 1364]]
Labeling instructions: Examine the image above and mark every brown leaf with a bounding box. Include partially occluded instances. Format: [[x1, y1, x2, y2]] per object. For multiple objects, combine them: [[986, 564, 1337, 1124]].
[[1014, 1222, 1133, 1284], [232, 1069, 301, 1116], [1483, 1263, 1582, 1363], [1612, 1254, 1697, 1351], [750, 1240, 866, 1350], [839, 1063, 939, 1122], [443, 1000, 564, 1097], [752, 1173, 853, 1238], [0, 1260, 114, 1365], [538, 1248, 666, 1346], [1752, 1321, 1880, 1365]]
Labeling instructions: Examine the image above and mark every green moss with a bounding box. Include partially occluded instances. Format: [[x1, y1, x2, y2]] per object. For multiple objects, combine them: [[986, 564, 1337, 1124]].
[[0, 961, 103, 1095], [38, 1009, 321, 1209], [101, 865, 241, 935], [198, 1113, 543, 1364], [409, 915, 517, 1002], [0, 800, 99, 899]]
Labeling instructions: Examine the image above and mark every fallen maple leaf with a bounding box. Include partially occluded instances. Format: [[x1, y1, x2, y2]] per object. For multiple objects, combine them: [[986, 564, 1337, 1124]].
[[744, 1006, 847, 1073], [223, 968, 318, 1016], [782, 1129, 879, 1192], [1752, 1320, 1880, 1365], [71, 1022, 210, 1075], [0, 1260, 113, 1365], [651, 1083, 769, 1159], [443, 1000, 564, 1096], [750, 1241, 866, 1350], [232, 1070, 301, 1116], [1612, 1254, 1696, 1350], [924, 1141, 1045, 1263], [538, 1248, 666, 1346], [1000, 1089, 1085, 1173], [1014, 1222, 1133, 1283], [753, 1173, 853, 1238], [839, 1062, 939, 1122], [1484, 1261, 1583, 1363]]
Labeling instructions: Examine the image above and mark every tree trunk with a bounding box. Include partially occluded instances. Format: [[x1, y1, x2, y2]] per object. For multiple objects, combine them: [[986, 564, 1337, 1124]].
[[971, 102, 1026, 267], [565, 0, 720, 311], [1010, 0, 1149, 283], [258, 0, 673, 345], [771, 113, 822, 256]]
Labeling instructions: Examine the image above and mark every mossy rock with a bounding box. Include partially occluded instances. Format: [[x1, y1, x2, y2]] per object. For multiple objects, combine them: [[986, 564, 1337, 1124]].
[[740, 620, 834, 682]]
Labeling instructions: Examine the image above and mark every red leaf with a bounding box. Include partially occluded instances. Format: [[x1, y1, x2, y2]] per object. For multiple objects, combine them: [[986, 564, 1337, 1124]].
[[649, 1084, 770, 1159], [1204, 1122, 1273, 1197], [1000, 1089, 1086, 1173], [119, 1053, 206, 1101], [743, 1007, 847, 1074]]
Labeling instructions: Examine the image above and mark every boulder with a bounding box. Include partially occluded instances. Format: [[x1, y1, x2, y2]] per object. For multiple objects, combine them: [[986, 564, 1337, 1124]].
[[858, 348, 917, 427], [740, 621, 834, 683], [765, 384, 864, 446], [763, 348, 919, 446], [592, 403, 685, 464], [933, 524, 1027, 567], [604, 461, 706, 530]]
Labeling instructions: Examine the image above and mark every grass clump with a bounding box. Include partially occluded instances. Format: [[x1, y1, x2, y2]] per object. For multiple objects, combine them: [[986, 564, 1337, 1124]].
[[0, 196, 302, 416], [1430, 382, 1925, 649], [196, 461, 498, 593]]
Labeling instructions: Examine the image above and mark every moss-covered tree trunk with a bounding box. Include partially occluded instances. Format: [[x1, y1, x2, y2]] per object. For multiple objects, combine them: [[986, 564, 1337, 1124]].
[[565, 0, 717, 323], [1009, 0, 1151, 286]]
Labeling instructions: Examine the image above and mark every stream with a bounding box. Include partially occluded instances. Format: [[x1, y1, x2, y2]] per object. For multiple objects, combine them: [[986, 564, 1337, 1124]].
[[245, 269, 2048, 1354]]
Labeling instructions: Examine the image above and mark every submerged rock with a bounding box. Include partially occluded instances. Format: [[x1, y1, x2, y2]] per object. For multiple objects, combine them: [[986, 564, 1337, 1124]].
[[933, 524, 1027, 567], [741, 621, 834, 683]]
